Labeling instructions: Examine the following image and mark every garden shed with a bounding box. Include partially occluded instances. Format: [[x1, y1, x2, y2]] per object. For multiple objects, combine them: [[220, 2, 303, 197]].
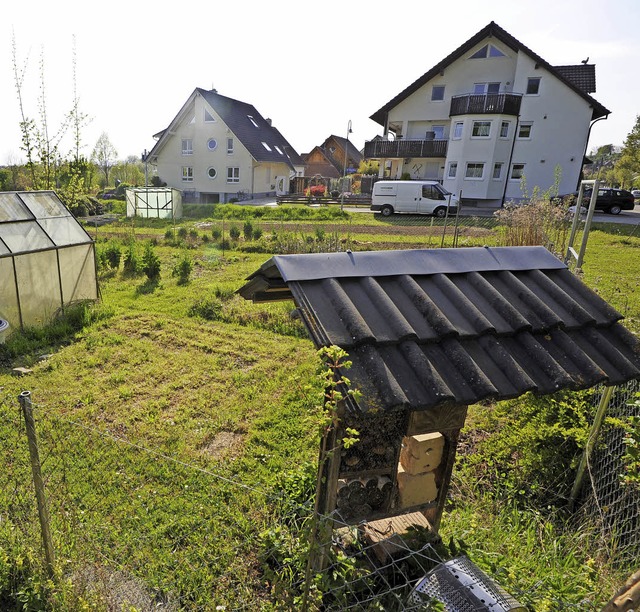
[[125, 187, 182, 219], [239, 246, 640, 535], [0, 191, 98, 332]]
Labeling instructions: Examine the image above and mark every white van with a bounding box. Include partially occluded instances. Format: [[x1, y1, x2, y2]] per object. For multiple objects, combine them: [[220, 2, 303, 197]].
[[370, 180, 458, 218]]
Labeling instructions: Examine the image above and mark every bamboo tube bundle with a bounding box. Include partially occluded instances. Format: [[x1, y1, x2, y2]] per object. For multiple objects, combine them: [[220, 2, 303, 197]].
[[336, 476, 392, 519]]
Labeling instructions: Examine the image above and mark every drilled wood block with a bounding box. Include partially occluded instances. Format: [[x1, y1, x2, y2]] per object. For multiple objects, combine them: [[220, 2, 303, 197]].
[[400, 432, 445, 475], [397, 464, 438, 508]]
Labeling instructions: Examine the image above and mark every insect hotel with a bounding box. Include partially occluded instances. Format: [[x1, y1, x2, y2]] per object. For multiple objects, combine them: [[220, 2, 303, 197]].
[[239, 246, 640, 557]]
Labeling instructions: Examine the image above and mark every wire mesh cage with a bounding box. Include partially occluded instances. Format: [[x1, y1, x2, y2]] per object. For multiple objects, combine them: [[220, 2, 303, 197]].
[[407, 555, 526, 611]]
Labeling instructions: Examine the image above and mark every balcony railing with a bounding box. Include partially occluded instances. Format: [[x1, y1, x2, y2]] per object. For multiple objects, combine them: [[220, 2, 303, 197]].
[[449, 93, 522, 116], [364, 138, 448, 159]]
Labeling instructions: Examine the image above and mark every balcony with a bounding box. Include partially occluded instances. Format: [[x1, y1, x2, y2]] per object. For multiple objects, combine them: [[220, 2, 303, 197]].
[[449, 93, 522, 116], [364, 138, 448, 159]]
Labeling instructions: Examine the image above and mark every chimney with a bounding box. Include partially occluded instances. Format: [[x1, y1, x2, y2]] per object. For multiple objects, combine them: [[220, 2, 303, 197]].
[[266, 118, 272, 126]]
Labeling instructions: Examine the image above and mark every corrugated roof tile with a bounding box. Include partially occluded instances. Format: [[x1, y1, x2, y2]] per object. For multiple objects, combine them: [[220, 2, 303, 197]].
[[239, 247, 640, 414]]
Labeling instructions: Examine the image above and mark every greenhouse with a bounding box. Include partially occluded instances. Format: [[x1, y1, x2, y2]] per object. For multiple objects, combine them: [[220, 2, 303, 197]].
[[0, 191, 98, 333], [125, 187, 182, 219]]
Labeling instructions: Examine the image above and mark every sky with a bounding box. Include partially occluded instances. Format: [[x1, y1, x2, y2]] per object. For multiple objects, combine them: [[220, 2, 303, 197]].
[[2, 0, 639, 166]]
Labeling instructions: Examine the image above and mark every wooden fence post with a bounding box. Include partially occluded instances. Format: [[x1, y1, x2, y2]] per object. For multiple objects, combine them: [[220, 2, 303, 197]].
[[18, 390, 55, 579]]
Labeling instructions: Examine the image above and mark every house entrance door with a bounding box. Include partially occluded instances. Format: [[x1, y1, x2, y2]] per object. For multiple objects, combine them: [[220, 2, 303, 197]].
[[275, 176, 287, 196]]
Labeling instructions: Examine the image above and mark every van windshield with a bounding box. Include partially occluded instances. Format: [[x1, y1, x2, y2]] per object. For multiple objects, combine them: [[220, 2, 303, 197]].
[[435, 184, 451, 196]]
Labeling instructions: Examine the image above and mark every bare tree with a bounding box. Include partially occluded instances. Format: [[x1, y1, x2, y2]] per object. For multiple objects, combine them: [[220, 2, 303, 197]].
[[91, 132, 118, 186]]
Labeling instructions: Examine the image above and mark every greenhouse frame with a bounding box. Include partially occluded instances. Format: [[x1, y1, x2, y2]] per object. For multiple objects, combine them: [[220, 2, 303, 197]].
[[0, 191, 98, 332], [125, 187, 182, 219]]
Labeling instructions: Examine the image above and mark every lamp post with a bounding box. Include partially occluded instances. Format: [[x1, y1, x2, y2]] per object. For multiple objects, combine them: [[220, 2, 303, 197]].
[[341, 120, 353, 211]]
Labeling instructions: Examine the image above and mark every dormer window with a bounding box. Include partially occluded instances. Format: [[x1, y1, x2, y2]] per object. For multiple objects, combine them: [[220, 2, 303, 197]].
[[469, 44, 506, 59], [247, 115, 259, 128]]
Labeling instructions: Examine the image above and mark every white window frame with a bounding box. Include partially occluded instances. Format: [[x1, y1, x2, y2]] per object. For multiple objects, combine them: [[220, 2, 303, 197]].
[[510, 163, 525, 180], [465, 162, 485, 180], [448, 162, 458, 178], [261, 142, 272, 151], [453, 122, 464, 140], [500, 121, 510, 138], [492, 162, 504, 180], [526, 77, 541, 95], [182, 166, 193, 182], [431, 85, 445, 101], [227, 138, 234, 155], [181, 139, 193, 155], [227, 167, 240, 183], [247, 115, 259, 128], [517, 122, 533, 139], [207, 138, 218, 151], [471, 121, 491, 138], [204, 108, 216, 123], [274, 145, 283, 155]]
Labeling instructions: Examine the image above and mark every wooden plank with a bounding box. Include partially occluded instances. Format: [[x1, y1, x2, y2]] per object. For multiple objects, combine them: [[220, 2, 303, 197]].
[[360, 512, 438, 564]]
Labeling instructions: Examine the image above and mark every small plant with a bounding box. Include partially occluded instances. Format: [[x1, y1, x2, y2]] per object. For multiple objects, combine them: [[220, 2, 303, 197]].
[[189, 229, 199, 241], [211, 228, 222, 240], [123, 240, 140, 275], [172, 252, 193, 285], [243, 221, 254, 240], [621, 407, 640, 489], [229, 225, 240, 241], [142, 242, 161, 281], [177, 227, 188, 239], [252, 227, 263, 240], [164, 228, 174, 241], [104, 242, 122, 270]]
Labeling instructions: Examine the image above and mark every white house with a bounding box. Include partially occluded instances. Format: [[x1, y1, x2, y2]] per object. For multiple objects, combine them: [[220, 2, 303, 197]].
[[146, 88, 305, 204], [365, 22, 610, 207]]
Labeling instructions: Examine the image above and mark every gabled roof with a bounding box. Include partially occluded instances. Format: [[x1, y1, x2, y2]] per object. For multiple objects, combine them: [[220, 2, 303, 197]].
[[370, 21, 610, 125], [302, 146, 342, 178], [147, 88, 304, 170], [239, 247, 640, 414], [324, 135, 364, 166]]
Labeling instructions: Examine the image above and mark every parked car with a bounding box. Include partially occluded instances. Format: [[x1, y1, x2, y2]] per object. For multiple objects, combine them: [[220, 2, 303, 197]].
[[553, 188, 635, 215], [631, 189, 640, 199]]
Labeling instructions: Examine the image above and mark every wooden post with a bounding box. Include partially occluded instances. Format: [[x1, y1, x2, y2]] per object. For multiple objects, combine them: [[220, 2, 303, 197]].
[[18, 391, 55, 579]]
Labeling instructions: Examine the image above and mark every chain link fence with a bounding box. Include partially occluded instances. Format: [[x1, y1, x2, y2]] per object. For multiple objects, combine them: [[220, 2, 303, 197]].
[[579, 380, 640, 569]]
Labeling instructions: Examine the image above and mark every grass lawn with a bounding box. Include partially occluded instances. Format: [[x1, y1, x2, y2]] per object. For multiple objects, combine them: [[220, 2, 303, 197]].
[[0, 205, 638, 610]]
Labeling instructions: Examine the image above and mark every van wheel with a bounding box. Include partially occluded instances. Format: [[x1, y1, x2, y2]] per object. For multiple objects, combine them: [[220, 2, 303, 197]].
[[608, 205, 622, 215], [380, 205, 394, 217], [434, 207, 447, 218]]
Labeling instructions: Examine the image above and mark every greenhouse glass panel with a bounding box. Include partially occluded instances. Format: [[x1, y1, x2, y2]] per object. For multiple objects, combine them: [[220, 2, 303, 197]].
[[0, 258, 20, 328], [0, 193, 32, 222], [0, 221, 55, 253], [21, 191, 70, 218], [58, 245, 98, 303], [39, 217, 91, 247], [14, 251, 62, 326]]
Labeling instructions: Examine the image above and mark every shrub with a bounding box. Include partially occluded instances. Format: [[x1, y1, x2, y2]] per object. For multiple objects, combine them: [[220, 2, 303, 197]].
[[123, 240, 141, 275], [177, 227, 188, 239], [104, 242, 122, 270], [172, 252, 193, 285], [164, 229, 174, 241], [253, 227, 263, 240], [142, 242, 161, 281], [229, 225, 240, 240], [243, 221, 254, 240], [189, 229, 199, 241], [211, 228, 222, 240]]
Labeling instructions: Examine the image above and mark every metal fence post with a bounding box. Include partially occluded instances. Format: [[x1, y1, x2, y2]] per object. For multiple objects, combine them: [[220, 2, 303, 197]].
[[18, 390, 56, 579], [569, 384, 614, 510]]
